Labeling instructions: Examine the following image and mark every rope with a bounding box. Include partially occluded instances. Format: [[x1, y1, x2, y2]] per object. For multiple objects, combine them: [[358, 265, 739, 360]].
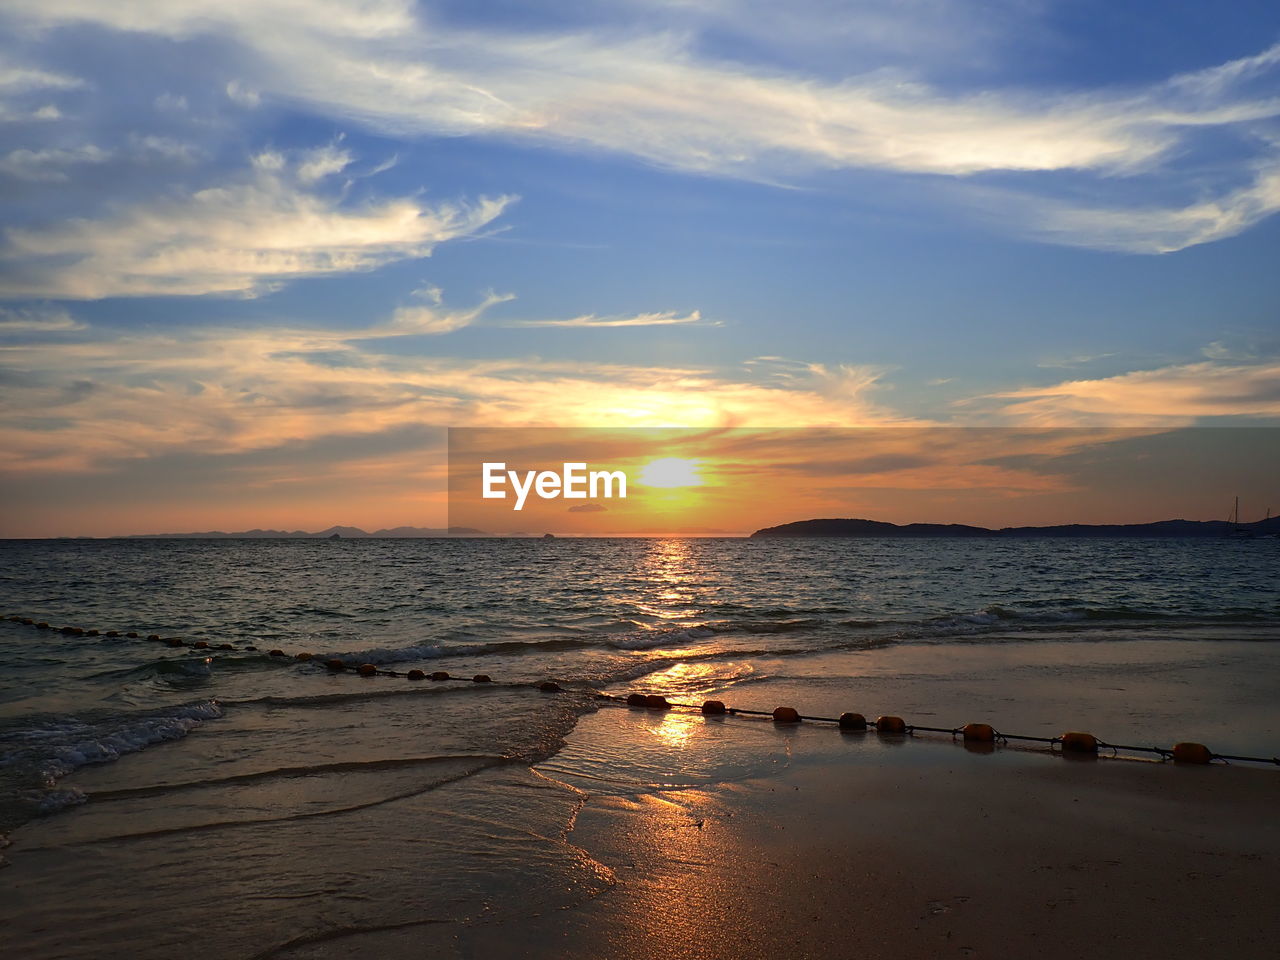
[[5, 612, 1278, 767]]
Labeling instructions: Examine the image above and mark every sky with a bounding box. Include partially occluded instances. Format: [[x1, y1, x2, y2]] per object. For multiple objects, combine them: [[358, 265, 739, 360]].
[[0, 1, 1278, 536]]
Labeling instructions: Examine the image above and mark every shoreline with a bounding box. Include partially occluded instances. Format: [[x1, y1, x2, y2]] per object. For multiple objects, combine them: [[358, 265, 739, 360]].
[[0, 691, 1277, 958], [463, 710, 1280, 960]]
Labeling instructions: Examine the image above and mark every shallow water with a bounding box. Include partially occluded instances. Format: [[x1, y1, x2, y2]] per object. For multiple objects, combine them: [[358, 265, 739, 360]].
[[0, 537, 1276, 956]]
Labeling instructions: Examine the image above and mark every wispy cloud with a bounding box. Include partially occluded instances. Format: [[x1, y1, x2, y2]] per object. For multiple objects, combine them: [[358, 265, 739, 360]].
[[978, 359, 1280, 425], [5, 2, 1280, 250], [0, 315, 906, 476], [1012, 164, 1280, 254], [515, 310, 708, 328], [0, 146, 513, 298], [0, 143, 109, 181], [0, 304, 84, 331]]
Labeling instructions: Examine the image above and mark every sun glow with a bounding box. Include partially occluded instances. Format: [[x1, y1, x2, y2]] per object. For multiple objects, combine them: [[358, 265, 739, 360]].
[[637, 457, 704, 488]]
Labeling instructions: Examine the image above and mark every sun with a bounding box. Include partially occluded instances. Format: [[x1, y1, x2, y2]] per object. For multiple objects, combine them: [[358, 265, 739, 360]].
[[637, 457, 704, 488]]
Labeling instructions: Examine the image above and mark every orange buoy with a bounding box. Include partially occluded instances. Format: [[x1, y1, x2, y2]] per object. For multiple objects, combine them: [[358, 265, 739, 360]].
[[357, 663, 378, 677], [147, 634, 160, 641], [702, 700, 727, 715], [431, 671, 451, 681], [165, 637, 184, 647], [644, 694, 670, 709], [626, 693, 648, 707], [1059, 731, 1098, 753], [20, 618, 34, 625], [325, 658, 346, 671], [86, 629, 99, 637], [540, 680, 563, 692], [473, 674, 492, 683], [962, 723, 995, 742], [268, 649, 285, 657], [36, 622, 50, 629], [193, 641, 209, 649], [407, 669, 426, 680], [875, 715, 907, 734], [295, 652, 313, 661], [105, 630, 119, 637], [125, 631, 137, 637], [59, 626, 78, 635], [772, 706, 801, 723], [839, 712, 867, 731], [245, 646, 258, 651], [1171, 742, 1212, 764]]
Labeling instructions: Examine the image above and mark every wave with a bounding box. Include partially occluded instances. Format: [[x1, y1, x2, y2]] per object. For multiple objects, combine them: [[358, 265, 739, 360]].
[[319, 619, 833, 664], [0, 700, 224, 829]]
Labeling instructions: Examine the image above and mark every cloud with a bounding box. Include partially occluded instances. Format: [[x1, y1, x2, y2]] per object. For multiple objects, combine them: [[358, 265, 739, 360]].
[[980, 359, 1280, 425], [0, 147, 513, 298], [516, 310, 708, 328], [0, 316, 907, 475], [1014, 164, 1280, 254], [383, 291, 516, 336], [0, 58, 82, 121], [0, 304, 84, 331], [0, 143, 110, 181], [567, 501, 607, 513], [6, 2, 1280, 250]]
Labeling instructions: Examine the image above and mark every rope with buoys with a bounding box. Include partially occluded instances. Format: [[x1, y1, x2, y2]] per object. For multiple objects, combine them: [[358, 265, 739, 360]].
[[4, 611, 1277, 767]]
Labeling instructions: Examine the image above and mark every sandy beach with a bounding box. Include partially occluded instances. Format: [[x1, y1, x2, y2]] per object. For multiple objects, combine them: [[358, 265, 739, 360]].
[[434, 710, 1280, 960], [6, 695, 1275, 960]]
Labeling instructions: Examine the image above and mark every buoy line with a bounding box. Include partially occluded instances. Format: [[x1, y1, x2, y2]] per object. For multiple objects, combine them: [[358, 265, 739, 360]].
[[4, 612, 1277, 767]]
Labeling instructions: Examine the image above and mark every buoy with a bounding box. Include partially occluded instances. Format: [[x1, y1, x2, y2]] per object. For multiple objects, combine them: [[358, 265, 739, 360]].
[[86, 629, 99, 637], [35, 622, 49, 629], [295, 652, 313, 661], [357, 663, 378, 677], [165, 637, 184, 647], [105, 630, 119, 637], [193, 641, 209, 649], [773, 706, 801, 723], [245, 646, 258, 651], [702, 700, 727, 715], [1171, 742, 1212, 764], [626, 693, 648, 707], [59, 626, 79, 635], [1059, 731, 1098, 753], [839, 712, 867, 731], [644, 694, 670, 709], [407, 669, 426, 680], [325, 659, 346, 671], [218, 643, 235, 650], [268, 649, 285, 657], [147, 634, 160, 641], [875, 715, 907, 734], [540, 681, 563, 692], [431, 671, 451, 681], [20, 618, 34, 625], [473, 674, 492, 683], [962, 723, 995, 742], [125, 631, 138, 638]]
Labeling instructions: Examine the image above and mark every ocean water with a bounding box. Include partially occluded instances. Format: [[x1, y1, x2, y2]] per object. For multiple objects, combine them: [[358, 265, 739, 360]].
[[1, 537, 1277, 956]]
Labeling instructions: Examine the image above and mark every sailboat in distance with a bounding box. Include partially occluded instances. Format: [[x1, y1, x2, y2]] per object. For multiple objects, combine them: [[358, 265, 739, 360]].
[[1227, 496, 1254, 538]]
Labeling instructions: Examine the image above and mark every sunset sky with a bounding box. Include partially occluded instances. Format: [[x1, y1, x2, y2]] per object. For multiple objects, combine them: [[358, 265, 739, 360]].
[[1, 2, 1278, 536]]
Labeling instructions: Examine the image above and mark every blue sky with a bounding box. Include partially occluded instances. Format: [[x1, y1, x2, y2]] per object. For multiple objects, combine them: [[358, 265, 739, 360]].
[[0, 1, 1277, 534]]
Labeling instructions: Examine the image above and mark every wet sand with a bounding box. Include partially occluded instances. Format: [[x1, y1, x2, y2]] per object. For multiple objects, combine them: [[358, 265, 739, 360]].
[[2, 704, 1277, 959], [458, 716, 1280, 960]]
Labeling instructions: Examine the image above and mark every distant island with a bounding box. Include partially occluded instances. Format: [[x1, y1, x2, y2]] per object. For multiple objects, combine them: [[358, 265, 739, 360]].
[[750, 517, 1280, 538], [125, 525, 484, 539]]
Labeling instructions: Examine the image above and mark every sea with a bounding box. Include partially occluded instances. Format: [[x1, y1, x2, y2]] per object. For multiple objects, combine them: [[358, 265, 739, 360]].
[[1, 536, 1277, 957]]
